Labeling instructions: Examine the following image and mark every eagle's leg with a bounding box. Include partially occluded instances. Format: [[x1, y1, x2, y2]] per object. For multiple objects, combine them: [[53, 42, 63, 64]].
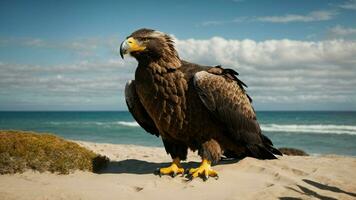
[[188, 139, 221, 181], [155, 139, 187, 177]]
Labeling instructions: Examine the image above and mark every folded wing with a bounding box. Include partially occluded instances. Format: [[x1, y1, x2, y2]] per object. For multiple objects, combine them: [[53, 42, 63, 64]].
[[193, 67, 281, 159], [125, 80, 159, 137]]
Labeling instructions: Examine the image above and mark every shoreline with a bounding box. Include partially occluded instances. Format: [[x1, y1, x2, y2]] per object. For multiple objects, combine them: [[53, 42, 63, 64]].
[[1, 140, 355, 200], [75, 140, 356, 158]]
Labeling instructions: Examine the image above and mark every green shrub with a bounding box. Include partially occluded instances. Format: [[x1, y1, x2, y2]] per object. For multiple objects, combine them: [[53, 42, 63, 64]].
[[0, 130, 109, 174]]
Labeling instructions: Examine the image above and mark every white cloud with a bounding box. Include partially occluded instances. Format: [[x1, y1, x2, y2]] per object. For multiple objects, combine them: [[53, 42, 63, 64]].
[[176, 37, 356, 68], [1, 36, 356, 110], [175, 37, 356, 109], [201, 10, 336, 26], [0, 36, 121, 57], [339, 0, 356, 10], [201, 20, 228, 26], [329, 25, 356, 37], [257, 10, 337, 23], [0, 58, 136, 109], [201, 17, 248, 26]]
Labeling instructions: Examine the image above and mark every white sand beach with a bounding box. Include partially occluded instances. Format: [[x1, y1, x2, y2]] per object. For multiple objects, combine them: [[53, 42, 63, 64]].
[[0, 141, 355, 200]]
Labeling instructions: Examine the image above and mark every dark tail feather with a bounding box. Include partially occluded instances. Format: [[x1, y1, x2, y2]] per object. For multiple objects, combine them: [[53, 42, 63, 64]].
[[246, 134, 282, 159], [246, 144, 278, 160], [267, 146, 283, 156], [261, 134, 273, 146], [261, 134, 283, 156]]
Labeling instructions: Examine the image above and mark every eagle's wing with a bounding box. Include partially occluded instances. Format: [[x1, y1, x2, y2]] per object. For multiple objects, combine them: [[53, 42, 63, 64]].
[[193, 67, 281, 159], [125, 80, 159, 137]]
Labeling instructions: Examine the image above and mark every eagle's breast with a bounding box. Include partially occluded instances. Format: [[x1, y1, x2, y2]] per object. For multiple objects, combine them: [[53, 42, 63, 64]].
[[135, 63, 188, 138]]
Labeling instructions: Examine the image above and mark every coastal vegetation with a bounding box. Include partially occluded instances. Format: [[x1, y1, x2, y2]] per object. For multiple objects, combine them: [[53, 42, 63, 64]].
[[0, 130, 109, 174]]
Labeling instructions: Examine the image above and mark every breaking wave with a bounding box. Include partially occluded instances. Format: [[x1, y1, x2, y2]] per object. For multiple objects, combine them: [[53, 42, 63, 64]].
[[261, 124, 356, 135], [48, 121, 356, 135], [48, 121, 140, 127], [115, 121, 140, 127]]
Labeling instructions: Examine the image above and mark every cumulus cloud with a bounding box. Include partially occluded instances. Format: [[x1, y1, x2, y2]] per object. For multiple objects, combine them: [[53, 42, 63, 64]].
[[175, 37, 356, 109], [176, 37, 356, 67], [1, 36, 356, 110]]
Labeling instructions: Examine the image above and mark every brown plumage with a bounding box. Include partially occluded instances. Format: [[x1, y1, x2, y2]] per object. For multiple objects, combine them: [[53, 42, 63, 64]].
[[120, 28, 281, 180]]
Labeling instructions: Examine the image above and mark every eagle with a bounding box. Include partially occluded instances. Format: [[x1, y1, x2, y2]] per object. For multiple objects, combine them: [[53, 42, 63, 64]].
[[120, 28, 281, 180]]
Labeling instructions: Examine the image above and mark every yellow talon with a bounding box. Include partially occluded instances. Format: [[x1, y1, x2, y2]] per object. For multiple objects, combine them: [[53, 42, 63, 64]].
[[157, 158, 184, 177], [188, 159, 218, 181]]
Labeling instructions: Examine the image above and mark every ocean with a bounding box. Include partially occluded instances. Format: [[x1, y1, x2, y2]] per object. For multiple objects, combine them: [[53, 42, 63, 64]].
[[0, 111, 355, 156]]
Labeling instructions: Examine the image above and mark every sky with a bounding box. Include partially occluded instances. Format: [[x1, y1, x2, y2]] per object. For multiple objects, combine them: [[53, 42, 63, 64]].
[[0, 0, 355, 111]]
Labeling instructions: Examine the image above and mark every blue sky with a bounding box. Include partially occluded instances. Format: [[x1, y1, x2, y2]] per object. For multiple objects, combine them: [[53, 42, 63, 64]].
[[0, 0, 356, 111]]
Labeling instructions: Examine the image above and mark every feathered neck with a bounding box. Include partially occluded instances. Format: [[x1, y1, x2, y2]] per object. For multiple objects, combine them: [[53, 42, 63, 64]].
[[136, 36, 181, 71]]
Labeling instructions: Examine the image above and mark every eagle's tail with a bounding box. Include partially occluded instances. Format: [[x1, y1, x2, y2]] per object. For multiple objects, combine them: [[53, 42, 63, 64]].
[[261, 134, 282, 156], [246, 134, 282, 160], [246, 144, 277, 159]]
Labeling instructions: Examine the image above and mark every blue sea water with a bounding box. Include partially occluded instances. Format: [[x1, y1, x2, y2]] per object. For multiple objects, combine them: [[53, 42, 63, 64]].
[[0, 111, 355, 156]]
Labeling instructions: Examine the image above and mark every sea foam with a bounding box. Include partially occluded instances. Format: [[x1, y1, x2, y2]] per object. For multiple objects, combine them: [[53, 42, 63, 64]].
[[48, 121, 356, 135], [261, 124, 356, 135], [116, 121, 140, 127]]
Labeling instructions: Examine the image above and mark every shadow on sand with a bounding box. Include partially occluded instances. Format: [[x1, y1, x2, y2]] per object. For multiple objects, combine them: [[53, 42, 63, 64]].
[[96, 158, 240, 175], [302, 179, 356, 197], [279, 179, 356, 200]]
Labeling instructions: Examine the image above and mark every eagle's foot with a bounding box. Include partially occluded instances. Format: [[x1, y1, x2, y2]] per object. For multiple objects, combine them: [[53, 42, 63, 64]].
[[187, 159, 218, 181], [154, 158, 184, 177]]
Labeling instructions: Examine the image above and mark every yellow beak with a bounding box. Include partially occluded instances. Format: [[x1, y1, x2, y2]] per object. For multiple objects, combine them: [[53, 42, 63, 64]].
[[120, 37, 146, 59]]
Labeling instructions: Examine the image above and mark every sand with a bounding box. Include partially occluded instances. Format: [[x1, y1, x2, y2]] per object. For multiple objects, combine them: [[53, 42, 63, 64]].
[[1, 141, 355, 200]]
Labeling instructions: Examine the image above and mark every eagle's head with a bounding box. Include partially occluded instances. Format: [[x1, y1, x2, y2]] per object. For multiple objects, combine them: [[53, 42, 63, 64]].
[[120, 28, 180, 65]]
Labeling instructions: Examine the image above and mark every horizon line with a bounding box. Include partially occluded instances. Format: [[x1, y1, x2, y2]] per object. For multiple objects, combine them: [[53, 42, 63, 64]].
[[1, 110, 355, 112]]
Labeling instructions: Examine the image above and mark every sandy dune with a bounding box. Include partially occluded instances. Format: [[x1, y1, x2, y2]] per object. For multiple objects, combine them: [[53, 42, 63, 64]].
[[1, 141, 355, 200]]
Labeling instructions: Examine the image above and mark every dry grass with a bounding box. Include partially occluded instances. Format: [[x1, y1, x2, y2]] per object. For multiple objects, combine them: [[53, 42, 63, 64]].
[[0, 130, 109, 174]]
